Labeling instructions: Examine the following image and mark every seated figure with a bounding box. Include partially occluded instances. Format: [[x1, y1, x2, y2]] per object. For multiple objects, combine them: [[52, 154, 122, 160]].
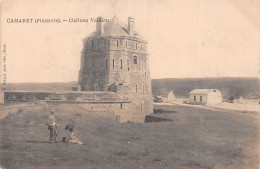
[[65, 124, 83, 145], [68, 128, 83, 145]]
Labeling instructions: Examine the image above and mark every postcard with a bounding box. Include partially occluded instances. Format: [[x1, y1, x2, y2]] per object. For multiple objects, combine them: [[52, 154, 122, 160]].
[[0, 0, 259, 168]]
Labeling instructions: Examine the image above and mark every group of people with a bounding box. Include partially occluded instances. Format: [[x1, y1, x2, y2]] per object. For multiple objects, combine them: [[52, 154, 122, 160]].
[[47, 110, 83, 145]]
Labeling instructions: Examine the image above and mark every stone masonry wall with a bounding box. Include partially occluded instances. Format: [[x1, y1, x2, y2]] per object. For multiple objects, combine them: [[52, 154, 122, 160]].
[[78, 17, 153, 122]]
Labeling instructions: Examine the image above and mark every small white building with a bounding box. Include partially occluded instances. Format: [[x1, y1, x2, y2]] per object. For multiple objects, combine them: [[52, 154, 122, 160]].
[[238, 96, 244, 104], [167, 90, 176, 103], [189, 89, 222, 105]]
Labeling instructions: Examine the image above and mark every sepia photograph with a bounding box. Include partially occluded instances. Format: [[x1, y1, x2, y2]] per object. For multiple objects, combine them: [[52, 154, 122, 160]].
[[0, 0, 259, 168]]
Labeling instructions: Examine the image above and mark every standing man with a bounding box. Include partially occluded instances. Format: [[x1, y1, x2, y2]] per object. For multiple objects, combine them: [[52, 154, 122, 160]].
[[47, 110, 58, 143]]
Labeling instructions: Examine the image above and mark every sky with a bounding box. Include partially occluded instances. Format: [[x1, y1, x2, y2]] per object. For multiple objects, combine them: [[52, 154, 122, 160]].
[[1, 0, 259, 83]]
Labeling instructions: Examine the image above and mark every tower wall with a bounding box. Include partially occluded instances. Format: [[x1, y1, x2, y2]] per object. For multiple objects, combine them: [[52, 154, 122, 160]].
[[79, 38, 110, 91], [108, 38, 153, 121], [78, 17, 153, 122]]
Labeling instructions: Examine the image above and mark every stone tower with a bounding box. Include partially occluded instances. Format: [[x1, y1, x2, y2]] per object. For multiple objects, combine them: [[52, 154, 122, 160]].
[[78, 16, 153, 122]]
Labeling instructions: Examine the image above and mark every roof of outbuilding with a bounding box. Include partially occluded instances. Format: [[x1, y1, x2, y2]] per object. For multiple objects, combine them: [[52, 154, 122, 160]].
[[189, 89, 220, 95], [72, 83, 80, 87]]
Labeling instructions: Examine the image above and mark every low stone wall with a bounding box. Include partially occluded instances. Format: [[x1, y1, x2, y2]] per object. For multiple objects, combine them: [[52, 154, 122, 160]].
[[4, 91, 129, 102], [3, 91, 151, 123], [77, 102, 146, 123]]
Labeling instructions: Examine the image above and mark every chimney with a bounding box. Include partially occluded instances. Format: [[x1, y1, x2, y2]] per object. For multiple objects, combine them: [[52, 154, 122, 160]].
[[128, 17, 135, 36], [96, 16, 103, 35]]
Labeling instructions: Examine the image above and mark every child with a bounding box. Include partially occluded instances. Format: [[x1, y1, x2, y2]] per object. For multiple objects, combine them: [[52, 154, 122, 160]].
[[69, 128, 83, 144], [65, 124, 83, 145]]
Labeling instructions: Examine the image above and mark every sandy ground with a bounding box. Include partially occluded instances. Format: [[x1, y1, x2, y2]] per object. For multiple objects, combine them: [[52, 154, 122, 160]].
[[208, 102, 260, 113], [163, 98, 260, 113], [0, 102, 259, 169]]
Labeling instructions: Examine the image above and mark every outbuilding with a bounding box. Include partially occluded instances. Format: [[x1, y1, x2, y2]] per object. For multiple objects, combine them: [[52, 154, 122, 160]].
[[189, 89, 222, 105], [167, 90, 176, 103], [72, 84, 81, 91], [154, 96, 163, 103]]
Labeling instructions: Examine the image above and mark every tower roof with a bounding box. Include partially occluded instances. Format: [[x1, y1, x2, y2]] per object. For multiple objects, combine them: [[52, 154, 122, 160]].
[[102, 16, 129, 37], [84, 16, 145, 41]]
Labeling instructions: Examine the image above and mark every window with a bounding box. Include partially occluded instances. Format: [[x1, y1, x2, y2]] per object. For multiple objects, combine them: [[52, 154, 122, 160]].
[[116, 115, 120, 121], [127, 60, 129, 71], [117, 40, 118, 47], [136, 85, 138, 93], [113, 59, 114, 69], [120, 103, 123, 109], [200, 96, 202, 102], [194, 96, 196, 101], [94, 84, 98, 91], [120, 59, 123, 69], [136, 43, 137, 49], [213, 90, 216, 92], [106, 59, 108, 69], [134, 56, 137, 64]]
